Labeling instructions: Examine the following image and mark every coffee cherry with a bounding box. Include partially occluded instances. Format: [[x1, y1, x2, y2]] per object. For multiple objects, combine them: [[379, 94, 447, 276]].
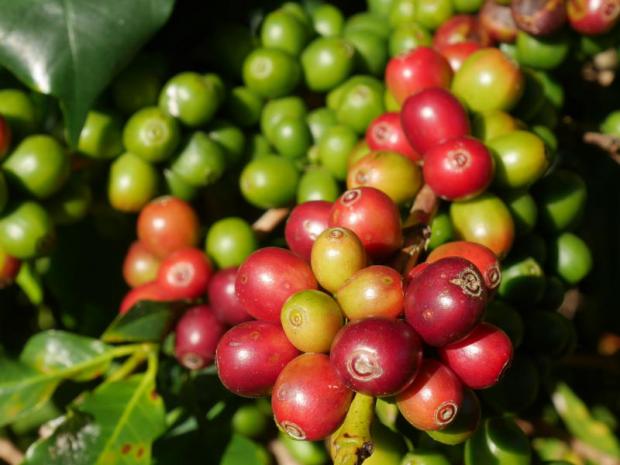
[[119, 281, 172, 314], [335, 265, 404, 320], [405, 257, 488, 347], [406, 262, 430, 283], [452, 48, 524, 112], [534, 170, 587, 233], [427, 387, 481, 445], [236, 247, 318, 321], [137, 196, 200, 259], [427, 241, 501, 292], [472, 110, 522, 142], [401, 451, 451, 465], [311, 227, 367, 293], [464, 417, 531, 465], [272, 353, 353, 440], [511, 0, 567, 36], [400, 88, 470, 155], [423, 136, 494, 201], [439, 42, 482, 72], [0, 115, 12, 158], [498, 255, 545, 304], [479, 0, 518, 43], [329, 187, 402, 259], [432, 14, 483, 50], [385, 47, 453, 105], [450, 193, 515, 258], [123, 241, 161, 288], [396, 359, 464, 431], [365, 112, 420, 161], [281, 289, 344, 353], [156, 248, 212, 300], [388, 22, 433, 57], [548, 232, 592, 285], [347, 151, 423, 205], [285, 200, 332, 261], [0, 246, 20, 288], [428, 211, 455, 251], [439, 322, 513, 389], [0, 201, 56, 259], [216, 320, 300, 397], [208, 267, 253, 326], [175, 305, 225, 370], [330, 318, 423, 396], [205, 217, 258, 268], [504, 190, 538, 236], [567, 0, 620, 35]]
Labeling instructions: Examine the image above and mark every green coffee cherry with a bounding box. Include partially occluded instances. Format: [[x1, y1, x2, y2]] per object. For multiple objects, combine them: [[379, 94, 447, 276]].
[[312, 3, 345, 37], [78, 111, 123, 159], [48, 179, 92, 225], [344, 30, 389, 77], [261, 97, 308, 144], [169, 132, 226, 187], [243, 47, 302, 99], [207, 119, 246, 166], [534, 170, 587, 233], [163, 169, 198, 201], [317, 125, 358, 180], [231, 404, 269, 439], [297, 167, 340, 203], [261, 10, 309, 56], [159, 72, 222, 127], [206, 217, 258, 268], [0, 89, 38, 137], [240, 155, 299, 208], [307, 107, 338, 142], [499, 256, 546, 305], [123, 107, 180, 163], [428, 210, 454, 250], [225, 86, 264, 128], [108, 153, 159, 213], [112, 54, 165, 115], [548, 232, 592, 285], [301, 37, 356, 92], [465, 417, 531, 465], [389, 22, 432, 56], [504, 191, 538, 236], [0, 201, 55, 259]]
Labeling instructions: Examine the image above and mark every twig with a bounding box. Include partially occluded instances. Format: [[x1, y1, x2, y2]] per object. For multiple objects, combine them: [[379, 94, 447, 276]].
[[392, 184, 439, 275], [516, 419, 620, 465], [583, 132, 620, 164], [252, 208, 290, 236], [0, 438, 24, 465], [557, 288, 582, 320]]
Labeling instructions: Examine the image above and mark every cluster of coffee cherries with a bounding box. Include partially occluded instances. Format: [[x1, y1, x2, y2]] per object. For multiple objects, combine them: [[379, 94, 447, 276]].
[[211, 185, 511, 443]]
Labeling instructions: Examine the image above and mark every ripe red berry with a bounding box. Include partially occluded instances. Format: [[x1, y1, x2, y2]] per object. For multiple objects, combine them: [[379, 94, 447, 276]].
[[427, 241, 501, 292], [329, 187, 403, 259], [123, 241, 161, 288], [175, 305, 226, 370], [365, 112, 420, 162], [439, 322, 513, 389], [272, 353, 353, 441], [405, 257, 488, 347], [208, 267, 253, 326], [396, 359, 464, 431], [137, 196, 200, 259], [156, 247, 212, 300], [119, 281, 172, 314], [511, 0, 567, 36], [400, 88, 470, 155], [0, 115, 12, 158], [0, 250, 20, 288], [439, 42, 482, 72], [385, 47, 453, 105], [285, 201, 332, 262], [423, 136, 494, 201], [330, 318, 423, 396], [479, 0, 518, 43], [236, 247, 318, 322], [567, 0, 620, 35], [433, 15, 483, 50], [216, 320, 300, 397], [406, 262, 429, 284]]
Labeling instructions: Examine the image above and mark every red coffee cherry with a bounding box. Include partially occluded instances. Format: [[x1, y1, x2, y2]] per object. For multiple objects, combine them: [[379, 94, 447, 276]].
[[396, 359, 464, 431], [423, 136, 494, 201], [216, 320, 300, 397], [285, 200, 332, 262], [439, 322, 513, 389], [0, 115, 12, 158], [385, 47, 453, 105], [175, 305, 226, 370], [365, 112, 420, 162], [433, 14, 483, 50], [439, 42, 482, 72], [329, 187, 403, 259], [479, 0, 518, 43], [137, 196, 200, 259], [0, 249, 20, 288], [511, 0, 567, 36], [404, 257, 488, 347], [123, 241, 161, 288], [400, 88, 470, 155], [236, 247, 318, 322], [119, 281, 172, 314], [427, 241, 501, 292], [208, 267, 253, 326], [272, 353, 353, 441], [156, 247, 212, 300], [330, 318, 423, 397], [567, 0, 620, 35]]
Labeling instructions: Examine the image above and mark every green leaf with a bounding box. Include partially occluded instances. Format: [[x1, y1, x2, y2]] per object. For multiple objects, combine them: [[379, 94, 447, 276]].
[[221, 434, 270, 465], [20, 330, 113, 381], [0, 359, 59, 427], [101, 300, 184, 344], [0, 0, 175, 145], [552, 383, 620, 458], [24, 373, 166, 465]]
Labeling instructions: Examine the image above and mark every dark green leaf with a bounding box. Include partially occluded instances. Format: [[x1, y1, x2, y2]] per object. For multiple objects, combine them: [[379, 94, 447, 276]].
[[0, 0, 175, 145], [221, 434, 270, 465], [101, 300, 184, 344], [24, 374, 166, 465], [20, 330, 113, 381], [0, 359, 59, 427]]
